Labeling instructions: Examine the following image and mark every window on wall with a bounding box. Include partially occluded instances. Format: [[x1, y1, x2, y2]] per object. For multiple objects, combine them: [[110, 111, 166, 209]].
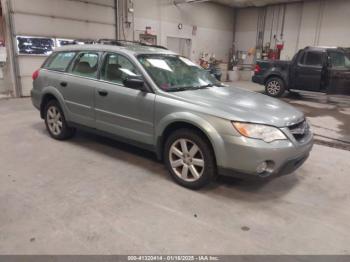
[[70, 52, 99, 78], [101, 53, 139, 85], [45, 52, 76, 72], [16, 36, 94, 56], [16, 36, 54, 55]]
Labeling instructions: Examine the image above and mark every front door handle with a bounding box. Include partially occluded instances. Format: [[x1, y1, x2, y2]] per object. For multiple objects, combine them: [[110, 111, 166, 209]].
[[60, 81, 67, 87], [98, 89, 108, 96]]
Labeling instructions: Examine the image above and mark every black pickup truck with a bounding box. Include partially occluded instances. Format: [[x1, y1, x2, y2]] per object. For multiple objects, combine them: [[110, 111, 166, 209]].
[[252, 46, 350, 97]]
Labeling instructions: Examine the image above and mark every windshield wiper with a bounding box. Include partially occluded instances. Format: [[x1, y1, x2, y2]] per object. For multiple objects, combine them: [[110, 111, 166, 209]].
[[196, 84, 214, 89], [167, 84, 215, 92], [167, 87, 190, 92]]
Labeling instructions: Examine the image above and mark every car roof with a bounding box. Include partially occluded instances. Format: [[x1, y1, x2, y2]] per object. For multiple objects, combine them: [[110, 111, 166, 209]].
[[54, 44, 177, 56], [305, 46, 346, 52]]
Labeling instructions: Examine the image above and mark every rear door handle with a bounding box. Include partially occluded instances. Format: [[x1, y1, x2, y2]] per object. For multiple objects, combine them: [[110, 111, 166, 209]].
[[60, 81, 67, 87], [98, 89, 108, 96]]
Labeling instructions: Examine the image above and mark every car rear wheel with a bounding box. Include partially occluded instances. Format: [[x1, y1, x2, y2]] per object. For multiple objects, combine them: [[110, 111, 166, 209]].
[[44, 100, 75, 140], [164, 129, 216, 189], [265, 77, 285, 97]]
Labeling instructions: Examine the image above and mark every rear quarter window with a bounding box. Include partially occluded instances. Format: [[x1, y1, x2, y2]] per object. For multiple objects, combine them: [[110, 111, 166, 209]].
[[44, 52, 76, 72], [328, 52, 350, 68]]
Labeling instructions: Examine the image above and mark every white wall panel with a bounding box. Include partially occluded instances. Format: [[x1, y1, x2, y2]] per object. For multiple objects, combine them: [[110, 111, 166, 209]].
[[132, 1, 234, 62], [83, 0, 114, 6], [297, 1, 319, 49], [194, 27, 233, 62], [318, 0, 350, 47], [18, 56, 46, 77], [235, 0, 350, 60], [20, 76, 33, 97], [134, 0, 234, 31], [13, 13, 115, 39], [12, 0, 115, 25], [234, 8, 258, 51], [280, 3, 302, 60], [134, 18, 233, 62], [17, 57, 46, 96]]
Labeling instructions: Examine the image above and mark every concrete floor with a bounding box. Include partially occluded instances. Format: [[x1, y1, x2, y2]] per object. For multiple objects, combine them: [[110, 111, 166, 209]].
[[1, 98, 350, 255]]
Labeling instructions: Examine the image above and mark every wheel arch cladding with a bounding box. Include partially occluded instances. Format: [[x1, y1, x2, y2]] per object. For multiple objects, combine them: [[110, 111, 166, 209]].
[[40, 87, 68, 120], [265, 74, 286, 85], [155, 113, 223, 163]]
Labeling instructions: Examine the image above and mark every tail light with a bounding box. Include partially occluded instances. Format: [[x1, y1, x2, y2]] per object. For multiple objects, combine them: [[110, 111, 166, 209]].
[[254, 64, 261, 74], [32, 69, 40, 81]]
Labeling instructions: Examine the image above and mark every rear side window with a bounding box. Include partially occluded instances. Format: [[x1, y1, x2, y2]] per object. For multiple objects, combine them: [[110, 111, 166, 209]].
[[304, 52, 323, 66], [70, 52, 99, 78], [328, 52, 350, 68], [45, 52, 76, 71]]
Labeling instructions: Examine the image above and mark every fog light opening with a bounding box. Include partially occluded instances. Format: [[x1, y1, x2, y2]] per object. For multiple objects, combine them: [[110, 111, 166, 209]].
[[256, 161, 268, 174], [256, 161, 275, 177]]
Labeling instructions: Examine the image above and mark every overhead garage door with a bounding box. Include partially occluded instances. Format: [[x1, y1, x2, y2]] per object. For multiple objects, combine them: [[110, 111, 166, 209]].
[[10, 0, 116, 96]]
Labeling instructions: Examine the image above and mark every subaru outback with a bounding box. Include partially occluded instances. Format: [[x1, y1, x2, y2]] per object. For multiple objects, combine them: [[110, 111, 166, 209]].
[[31, 44, 313, 189]]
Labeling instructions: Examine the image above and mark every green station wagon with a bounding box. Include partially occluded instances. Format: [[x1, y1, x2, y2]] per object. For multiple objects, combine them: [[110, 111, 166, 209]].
[[31, 44, 313, 189]]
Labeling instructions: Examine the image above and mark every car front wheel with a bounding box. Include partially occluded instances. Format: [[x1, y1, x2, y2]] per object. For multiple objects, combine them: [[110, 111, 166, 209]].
[[164, 129, 216, 189]]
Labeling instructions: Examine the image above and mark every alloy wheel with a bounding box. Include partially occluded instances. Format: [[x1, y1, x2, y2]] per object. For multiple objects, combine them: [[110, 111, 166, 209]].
[[169, 138, 205, 182], [47, 106, 63, 136], [267, 80, 281, 95]]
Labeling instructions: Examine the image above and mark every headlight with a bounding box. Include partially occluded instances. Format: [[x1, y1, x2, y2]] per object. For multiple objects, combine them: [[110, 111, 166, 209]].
[[232, 122, 287, 143]]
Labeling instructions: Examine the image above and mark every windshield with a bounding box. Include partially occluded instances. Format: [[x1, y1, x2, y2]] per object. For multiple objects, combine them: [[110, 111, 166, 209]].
[[137, 54, 222, 92]]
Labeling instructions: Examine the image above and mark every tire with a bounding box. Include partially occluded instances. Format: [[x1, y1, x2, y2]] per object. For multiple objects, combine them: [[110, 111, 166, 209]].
[[164, 128, 216, 189], [44, 100, 76, 140], [265, 77, 285, 97]]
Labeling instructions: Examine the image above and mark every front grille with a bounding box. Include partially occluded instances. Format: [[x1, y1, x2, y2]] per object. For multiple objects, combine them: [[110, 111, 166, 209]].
[[288, 120, 309, 141]]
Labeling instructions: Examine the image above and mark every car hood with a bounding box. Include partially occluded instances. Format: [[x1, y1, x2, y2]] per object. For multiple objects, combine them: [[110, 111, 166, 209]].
[[170, 86, 304, 127]]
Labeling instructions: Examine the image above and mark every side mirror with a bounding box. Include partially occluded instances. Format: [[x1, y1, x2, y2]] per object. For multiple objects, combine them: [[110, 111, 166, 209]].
[[123, 77, 147, 91]]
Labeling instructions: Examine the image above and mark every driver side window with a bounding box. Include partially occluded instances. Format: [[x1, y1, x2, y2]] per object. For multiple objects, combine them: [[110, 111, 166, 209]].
[[101, 53, 139, 85], [303, 51, 323, 66]]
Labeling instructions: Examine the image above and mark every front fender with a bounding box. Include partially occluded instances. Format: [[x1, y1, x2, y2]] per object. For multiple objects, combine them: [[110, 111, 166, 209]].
[[155, 112, 226, 165]]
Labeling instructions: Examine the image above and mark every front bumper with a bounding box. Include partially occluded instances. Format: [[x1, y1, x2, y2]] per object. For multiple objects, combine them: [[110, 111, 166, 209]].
[[217, 132, 313, 179]]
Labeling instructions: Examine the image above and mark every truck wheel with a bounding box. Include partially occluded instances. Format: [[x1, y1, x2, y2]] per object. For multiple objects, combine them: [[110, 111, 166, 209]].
[[265, 77, 285, 97], [164, 128, 216, 190], [44, 100, 76, 140]]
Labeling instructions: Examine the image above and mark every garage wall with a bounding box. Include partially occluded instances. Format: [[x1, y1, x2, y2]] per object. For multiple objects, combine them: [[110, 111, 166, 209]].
[[129, 0, 234, 63], [7, 0, 233, 96], [234, 8, 259, 53], [234, 0, 350, 60], [9, 0, 116, 96]]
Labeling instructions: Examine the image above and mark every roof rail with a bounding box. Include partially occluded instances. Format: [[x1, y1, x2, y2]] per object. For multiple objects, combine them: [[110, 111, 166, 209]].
[[72, 39, 97, 44], [96, 39, 168, 50], [97, 39, 138, 46], [139, 43, 168, 50]]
